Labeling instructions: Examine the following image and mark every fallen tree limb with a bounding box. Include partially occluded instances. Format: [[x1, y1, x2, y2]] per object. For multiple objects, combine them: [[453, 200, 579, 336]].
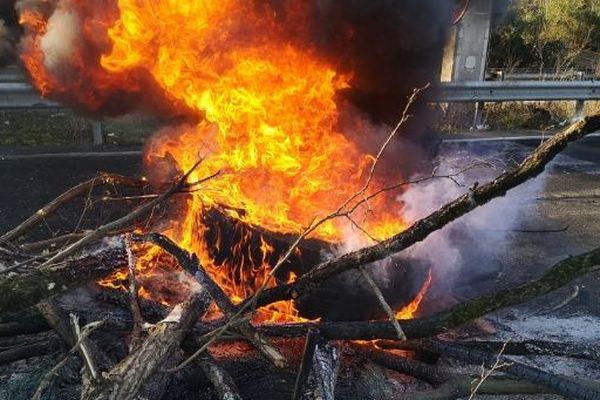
[[397, 377, 559, 400], [20, 231, 124, 253], [83, 289, 211, 400], [357, 343, 600, 400], [31, 318, 104, 400], [377, 339, 600, 362], [37, 299, 113, 377], [421, 339, 600, 400], [0, 173, 147, 244], [251, 115, 600, 308], [0, 237, 127, 315], [353, 344, 560, 400], [249, 245, 600, 340]]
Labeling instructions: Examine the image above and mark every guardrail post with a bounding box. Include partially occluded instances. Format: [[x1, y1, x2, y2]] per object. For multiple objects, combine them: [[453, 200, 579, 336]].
[[575, 100, 586, 119], [91, 120, 104, 145]]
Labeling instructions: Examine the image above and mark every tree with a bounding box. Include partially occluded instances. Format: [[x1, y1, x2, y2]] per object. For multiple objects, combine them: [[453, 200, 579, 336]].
[[489, 0, 600, 72]]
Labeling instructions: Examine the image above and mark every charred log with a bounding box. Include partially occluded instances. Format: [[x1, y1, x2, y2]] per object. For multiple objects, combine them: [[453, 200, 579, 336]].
[[234, 245, 600, 341], [292, 329, 340, 400], [0, 336, 61, 366], [196, 354, 243, 400]]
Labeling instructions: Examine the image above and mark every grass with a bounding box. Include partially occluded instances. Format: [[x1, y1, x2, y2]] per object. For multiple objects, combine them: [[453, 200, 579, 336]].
[[0, 110, 158, 147], [436, 101, 577, 133]]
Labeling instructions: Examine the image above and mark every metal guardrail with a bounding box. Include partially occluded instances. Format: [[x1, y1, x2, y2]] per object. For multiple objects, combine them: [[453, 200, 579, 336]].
[[3, 80, 600, 108], [0, 79, 598, 142], [0, 82, 59, 108], [433, 81, 600, 103]]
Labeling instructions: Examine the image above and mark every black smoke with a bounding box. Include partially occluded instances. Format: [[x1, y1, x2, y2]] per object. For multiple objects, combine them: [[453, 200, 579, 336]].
[[0, 0, 19, 66], [311, 0, 454, 126]]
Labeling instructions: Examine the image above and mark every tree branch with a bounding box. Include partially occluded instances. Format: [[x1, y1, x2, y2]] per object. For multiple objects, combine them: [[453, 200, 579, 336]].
[[251, 114, 600, 308]]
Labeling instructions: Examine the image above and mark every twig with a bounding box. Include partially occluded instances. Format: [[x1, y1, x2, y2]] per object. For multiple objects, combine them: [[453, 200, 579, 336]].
[[70, 313, 99, 380], [38, 162, 216, 267], [359, 265, 406, 340], [251, 114, 600, 309], [468, 341, 512, 400], [125, 235, 144, 352], [0, 173, 147, 243], [31, 319, 103, 400]]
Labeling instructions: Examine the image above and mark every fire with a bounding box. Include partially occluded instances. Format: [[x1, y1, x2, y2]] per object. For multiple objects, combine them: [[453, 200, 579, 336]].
[[19, 0, 430, 322], [395, 270, 433, 320]]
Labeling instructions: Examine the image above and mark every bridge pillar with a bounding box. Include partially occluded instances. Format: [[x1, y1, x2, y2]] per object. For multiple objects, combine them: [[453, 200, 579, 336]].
[[452, 0, 493, 83], [443, 0, 494, 128]]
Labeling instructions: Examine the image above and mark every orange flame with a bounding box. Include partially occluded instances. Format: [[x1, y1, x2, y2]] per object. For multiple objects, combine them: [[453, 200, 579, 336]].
[[19, 0, 430, 322], [396, 270, 433, 320]]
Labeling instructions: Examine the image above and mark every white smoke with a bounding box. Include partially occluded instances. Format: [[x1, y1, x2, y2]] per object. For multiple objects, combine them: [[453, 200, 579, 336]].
[[40, 6, 80, 74], [400, 141, 548, 290], [333, 140, 549, 299]]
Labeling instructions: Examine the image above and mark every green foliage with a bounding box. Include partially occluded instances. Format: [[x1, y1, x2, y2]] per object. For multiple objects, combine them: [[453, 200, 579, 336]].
[[489, 0, 600, 70]]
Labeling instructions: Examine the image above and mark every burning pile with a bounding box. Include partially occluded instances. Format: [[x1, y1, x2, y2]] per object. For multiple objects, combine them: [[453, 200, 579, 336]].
[[16, 0, 445, 322], [8, 1, 600, 400]]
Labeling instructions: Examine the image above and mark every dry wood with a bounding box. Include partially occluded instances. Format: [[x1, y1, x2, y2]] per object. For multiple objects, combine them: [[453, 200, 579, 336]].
[[31, 316, 104, 400], [0, 173, 146, 244], [83, 289, 211, 400], [37, 299, 113, 375], [0, 237, 127, 315], [134, 232, 287, 368], [250, 115, 600, 309]]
